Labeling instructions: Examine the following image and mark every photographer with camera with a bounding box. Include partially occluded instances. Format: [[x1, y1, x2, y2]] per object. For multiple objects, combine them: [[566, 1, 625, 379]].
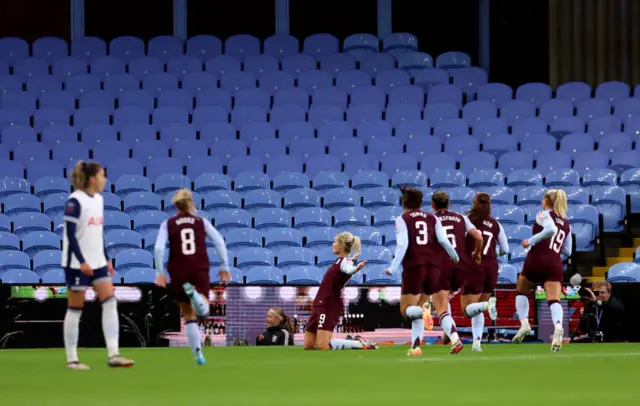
[[578, 281, 625, 342]]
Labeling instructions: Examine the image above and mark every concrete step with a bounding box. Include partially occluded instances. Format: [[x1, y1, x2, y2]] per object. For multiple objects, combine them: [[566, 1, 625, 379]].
[[592, 267, 608, 277], [606, 257, 633, 267], [619, 247, 636, 257], [634, 237, 640, 247], [585, 276, 605, 283]]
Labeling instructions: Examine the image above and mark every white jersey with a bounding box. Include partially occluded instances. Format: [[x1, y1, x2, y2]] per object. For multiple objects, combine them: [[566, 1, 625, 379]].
[[61, 190, 107, 269]]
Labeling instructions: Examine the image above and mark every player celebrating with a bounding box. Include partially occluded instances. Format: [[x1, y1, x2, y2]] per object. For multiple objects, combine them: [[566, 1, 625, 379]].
[[513, 189, 571, 352], [154, 189, 231, 365], [386, 187, 461, 356], [432, 191, 486, 348], [460, 193, 508, 352], [304, 232, 376, 351], [62, 161, 133, 369]]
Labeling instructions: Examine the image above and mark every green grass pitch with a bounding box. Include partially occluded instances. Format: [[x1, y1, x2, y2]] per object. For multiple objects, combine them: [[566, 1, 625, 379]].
[[1, 344, 639, 406]]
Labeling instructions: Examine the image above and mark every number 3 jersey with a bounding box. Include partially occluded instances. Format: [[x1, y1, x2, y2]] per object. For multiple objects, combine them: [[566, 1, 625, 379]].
[[526, 209, 571, 263], [393, 210, 447, 271], [154, 212, 230, 275]]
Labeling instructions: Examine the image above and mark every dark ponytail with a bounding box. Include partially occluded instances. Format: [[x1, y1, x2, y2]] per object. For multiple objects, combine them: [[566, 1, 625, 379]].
[[468, 192, 491, 226]]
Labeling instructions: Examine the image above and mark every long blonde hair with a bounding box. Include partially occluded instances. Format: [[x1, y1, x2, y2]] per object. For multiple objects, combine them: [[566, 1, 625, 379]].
[[335, 232, 361, 255], [70, 161, 102, 190], [544, 189, 567, 218], [172, 188, 196, 213]]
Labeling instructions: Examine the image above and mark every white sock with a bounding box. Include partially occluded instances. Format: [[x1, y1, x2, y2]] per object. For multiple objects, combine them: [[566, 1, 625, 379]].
[[190, 292, 209, 318], [185, 320, 202, 355], [330, 339, 364, 350], [516, 295, 530, 326], [465, 302, 487, 318], [471, 314, 484, 341], [101, 297, 120, 358], [405, 306, 424, 348], [549, 302, 563, 327], [439, 312, 459, 343], [64, 308, 82, 363]]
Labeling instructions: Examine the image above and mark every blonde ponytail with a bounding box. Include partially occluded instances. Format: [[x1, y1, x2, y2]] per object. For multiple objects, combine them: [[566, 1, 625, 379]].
[[336, 232, 361, 255], [172, 188, 196, 213], [545, 189, 567, 218]]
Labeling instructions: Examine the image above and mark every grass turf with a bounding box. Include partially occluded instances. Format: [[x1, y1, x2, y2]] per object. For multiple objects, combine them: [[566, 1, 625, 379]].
[[0, 344, 639, 406]]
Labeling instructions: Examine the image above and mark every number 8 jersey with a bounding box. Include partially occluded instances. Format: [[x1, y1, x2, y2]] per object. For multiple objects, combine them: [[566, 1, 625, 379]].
[[161, 212, 224, 273]]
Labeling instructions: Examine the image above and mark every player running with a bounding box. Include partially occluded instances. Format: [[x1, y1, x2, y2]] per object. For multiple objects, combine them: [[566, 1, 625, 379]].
[[513, 189, 571, 352], [154, 189, 231, 365], [432, 191, 486, 349], [62, 161, 134, 370], [386, 187, 460, 356], [460, 193, 509, 352], [304, 232, 377, 351]]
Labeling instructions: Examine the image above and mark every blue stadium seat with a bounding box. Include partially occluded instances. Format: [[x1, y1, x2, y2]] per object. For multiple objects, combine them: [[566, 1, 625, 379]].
[[362, 187, 400, 211], [476, 82, 513, 107], [0, 250, 30, 272], [254, 208, 292, 231], [498, 152, 534, 173], [591, 185, 626, 232], [3, 193, 41, 218], [391, 170, 428, 189], [13, 212, 51, 238], [115, 249, 153, 272], [166, 55, 203, 80], [133, 211, 168, 234], [468, 169, 504, 188], [273, 172, 310, 194], [225, 228, 263, 251], [460, 152, 497, 174], [204, 190, 242, 216], [264, 228, 303, 254], [186, 35, 222, 61], [122, 268, 156, 284], [237, 248, 276, 271], [304, 227, 335, 251], [364, 265, 399, 285], [114, 175, 152, 198], [581, 169, 618, 194], [285, 265, 323, 285], [242, 189, 281, 215], [104, 211, 132, 232], [567, 204, 599, 251], [264, 34, 299, 60], [493, 205, 525, 226], [334, 207, 371, 231], [607, 262, 640, 282], [429, 168, 465, 189], [276, 247, 315, 272], [293, 207, 332, 231], [274, 89, 310, 112], [148, 35, 184, 63], [0, 231, 20, 251], [1, 269, 40, 284], [0, 178, 30, 203], [105, 229, 143, 258], [244, 265, 282, 284], [281, 54, 316, 78], [500, 100, 537, 126], [214, 208, 251, 233], [153, 174, 191, 198], [595, 81, 630, 104], [22, 231, 59, 258], [123, 192, 162, 215], [0, 214, 10, 233]]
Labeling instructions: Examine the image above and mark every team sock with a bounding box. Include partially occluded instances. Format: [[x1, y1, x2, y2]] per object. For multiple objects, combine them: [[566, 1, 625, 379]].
[[465, 302, 487, 318], [516, 294, 530, 325], [64, 307, 82, 363], [188, 291, 209, 318], [101, 296, 120, 358], [471, 314, 484, 341], [405, 306, 424, 349], [330, 339, 364, 350], [549, 301, 563, 327], [185, 320, 202, 356], [439, 312, 459, 343]]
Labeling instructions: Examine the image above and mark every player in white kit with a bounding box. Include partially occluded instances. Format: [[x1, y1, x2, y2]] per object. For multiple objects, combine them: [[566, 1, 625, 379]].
[[62, 161, 134, 369]]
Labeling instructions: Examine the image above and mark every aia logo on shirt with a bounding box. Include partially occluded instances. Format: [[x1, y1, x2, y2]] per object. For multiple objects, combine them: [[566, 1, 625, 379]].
[[88, 216, 104, 226]]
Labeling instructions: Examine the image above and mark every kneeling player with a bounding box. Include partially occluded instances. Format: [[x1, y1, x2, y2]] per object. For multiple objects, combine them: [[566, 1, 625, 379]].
[[63, 161, 134, 369], [386, 188, 461, 356], [155, 189, 231, 365], [304, 232, 376, 350], [513, 189, 571, 352]]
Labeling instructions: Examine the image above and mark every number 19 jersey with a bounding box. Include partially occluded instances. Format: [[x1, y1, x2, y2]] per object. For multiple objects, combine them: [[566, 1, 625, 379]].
[[166, 212, 209, 273], [401, 210, 443, 270]]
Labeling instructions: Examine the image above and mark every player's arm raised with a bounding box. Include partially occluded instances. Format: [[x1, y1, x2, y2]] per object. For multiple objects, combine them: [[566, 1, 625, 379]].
[[435, 216, 459, 263], [386, 216, 408, 275], [153, 220, 169, 287], [64, 198, 92, 276], [523, 210, 557, 249], [464, 215, 483, 264], [340, 256, 367, 274], [203, 220, 231, 284]]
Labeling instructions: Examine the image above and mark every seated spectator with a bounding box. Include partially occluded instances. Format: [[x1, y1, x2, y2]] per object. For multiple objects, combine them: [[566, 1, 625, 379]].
[[256, 307, 294, 346], [579, 281, 625, 342]]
